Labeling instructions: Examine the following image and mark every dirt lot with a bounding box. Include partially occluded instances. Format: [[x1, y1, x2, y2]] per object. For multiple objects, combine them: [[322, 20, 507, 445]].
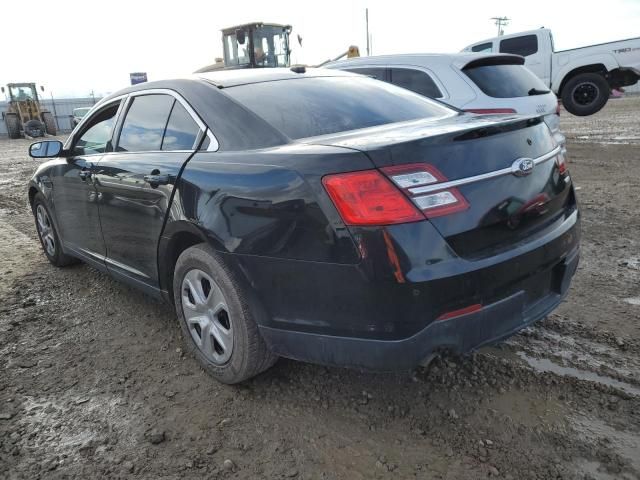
[[1, 96, 639, 480]]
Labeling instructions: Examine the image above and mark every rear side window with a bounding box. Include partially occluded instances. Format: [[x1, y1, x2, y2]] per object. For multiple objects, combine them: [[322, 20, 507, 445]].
[[117, 94, 174, 152], [471, 42, 493, 53], [389, 68, 442, 98], [463, 64, 549, 98], [345, 67, 387, 81], [223, 76, 455, 140], [499, 35, 538, 57], [162, 102, 200, 150]]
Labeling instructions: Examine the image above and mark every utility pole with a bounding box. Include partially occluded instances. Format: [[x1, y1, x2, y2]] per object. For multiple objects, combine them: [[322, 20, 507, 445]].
[[491, 16, 510, 36], [365, 8, 370, 56], [49, 92, 60, 131]]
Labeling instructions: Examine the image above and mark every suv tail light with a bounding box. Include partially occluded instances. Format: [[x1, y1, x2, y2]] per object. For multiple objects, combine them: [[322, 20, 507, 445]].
[[382, 164, 469, 218], [322, 170, 424, 226], [464, 108, 516, 114], [556, 151, 567, 175]]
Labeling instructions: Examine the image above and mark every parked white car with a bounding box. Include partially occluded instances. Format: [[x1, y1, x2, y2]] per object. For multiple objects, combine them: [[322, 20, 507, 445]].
[[324, 53, 562, 143], [462, 28, 640, 116]]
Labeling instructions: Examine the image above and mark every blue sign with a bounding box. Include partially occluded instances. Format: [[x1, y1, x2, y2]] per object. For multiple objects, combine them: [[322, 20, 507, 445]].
[[130, 72, 148, 85]]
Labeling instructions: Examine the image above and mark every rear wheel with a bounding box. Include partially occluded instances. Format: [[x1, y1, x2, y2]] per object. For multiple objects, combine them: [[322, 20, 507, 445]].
[[5, 113, 21, 139], [32, 193, 76, 267], [561, 73, 610, 116], [173, 244, 277, 384], [42, 111, 57, 135]]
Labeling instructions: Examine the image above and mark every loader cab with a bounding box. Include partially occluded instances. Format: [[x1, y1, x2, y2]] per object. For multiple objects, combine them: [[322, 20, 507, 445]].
[[222, 22, 292, 69], [6, 83, 41, 102]]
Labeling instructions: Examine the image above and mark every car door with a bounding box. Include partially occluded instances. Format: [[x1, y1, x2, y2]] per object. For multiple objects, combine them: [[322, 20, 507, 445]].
[[93, 90, 206, 292], [52, 99, 124, 267]]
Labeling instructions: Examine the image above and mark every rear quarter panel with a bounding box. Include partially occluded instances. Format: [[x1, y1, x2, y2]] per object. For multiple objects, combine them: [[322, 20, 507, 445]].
[[167, 146, 373, 264]]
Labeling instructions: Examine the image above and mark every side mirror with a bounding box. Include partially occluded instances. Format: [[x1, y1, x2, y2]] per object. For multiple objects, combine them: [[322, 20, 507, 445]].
[[236, 29, 246, 45], [1, 87, 4, 93], [40, 86, 45, 92], [29, 140, 64, 159]]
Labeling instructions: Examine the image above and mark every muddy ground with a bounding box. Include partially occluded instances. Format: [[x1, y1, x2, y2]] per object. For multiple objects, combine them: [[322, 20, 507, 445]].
[[1, 96, 639, 480]]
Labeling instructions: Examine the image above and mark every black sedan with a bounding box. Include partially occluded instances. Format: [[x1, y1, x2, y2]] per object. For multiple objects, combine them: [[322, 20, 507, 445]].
[[27, 68, 580, 384]]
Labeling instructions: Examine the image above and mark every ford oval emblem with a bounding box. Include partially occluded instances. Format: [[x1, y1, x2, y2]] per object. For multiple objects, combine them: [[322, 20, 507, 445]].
[[512, 158, 535, 177]]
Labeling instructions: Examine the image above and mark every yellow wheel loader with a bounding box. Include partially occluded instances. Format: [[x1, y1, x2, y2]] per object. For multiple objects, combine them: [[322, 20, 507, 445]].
[[2, 83, 56, 139]]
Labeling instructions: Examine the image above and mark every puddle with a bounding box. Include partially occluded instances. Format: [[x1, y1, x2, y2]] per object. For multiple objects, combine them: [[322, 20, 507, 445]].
[[516, 353, 640, 397], [507, 329, 640, 381], [571, 416, 640, 472], [620, 257, 640, 270]]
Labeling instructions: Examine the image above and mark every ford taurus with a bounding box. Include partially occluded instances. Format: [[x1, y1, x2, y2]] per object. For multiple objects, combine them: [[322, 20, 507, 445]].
[[27, 68, 580, 383]]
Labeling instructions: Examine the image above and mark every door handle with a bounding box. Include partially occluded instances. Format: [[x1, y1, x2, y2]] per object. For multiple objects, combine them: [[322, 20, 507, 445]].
[[143, 173, 171, 187], [78, 169, 92, 180]]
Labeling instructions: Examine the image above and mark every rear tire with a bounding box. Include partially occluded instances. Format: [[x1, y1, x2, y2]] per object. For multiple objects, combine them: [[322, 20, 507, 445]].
[[42, 111, 57, 135], [561, 73, 610, 116], [5, 113, 21, 139], [173, 244, 277, 384], [32, 193, 77, 267]]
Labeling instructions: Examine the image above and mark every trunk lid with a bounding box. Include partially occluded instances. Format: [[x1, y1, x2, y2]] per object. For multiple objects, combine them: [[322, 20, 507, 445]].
[[308, 114, 574, 258]]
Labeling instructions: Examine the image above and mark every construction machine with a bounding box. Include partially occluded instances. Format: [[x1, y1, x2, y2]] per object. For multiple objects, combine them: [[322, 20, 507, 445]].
[[1, 83, 57, 139], [195, 22, 293, 73], [195, 22, 360, 73]]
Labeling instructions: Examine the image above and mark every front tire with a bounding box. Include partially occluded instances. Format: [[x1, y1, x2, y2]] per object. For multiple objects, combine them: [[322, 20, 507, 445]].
[[5, 113, 21, 139], [32, 193, 76, 267], [173, 244, 277, 384], [561, 73, 610, 116]]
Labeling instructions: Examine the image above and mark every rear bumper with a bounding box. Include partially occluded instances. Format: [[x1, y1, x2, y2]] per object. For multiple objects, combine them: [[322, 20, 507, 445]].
[[260, 247, 579, 371]]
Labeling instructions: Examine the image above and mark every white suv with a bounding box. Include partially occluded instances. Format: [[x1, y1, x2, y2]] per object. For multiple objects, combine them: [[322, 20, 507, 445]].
[[324, 53, 563, 145]]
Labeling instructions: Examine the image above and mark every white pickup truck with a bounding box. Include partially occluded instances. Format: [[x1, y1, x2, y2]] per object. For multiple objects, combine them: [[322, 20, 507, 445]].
[[462, 28, 640, 116]]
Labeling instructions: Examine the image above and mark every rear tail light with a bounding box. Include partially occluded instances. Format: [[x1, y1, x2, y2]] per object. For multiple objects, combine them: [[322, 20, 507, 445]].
[[323, 164, 470, 226], [556, 152, 567, 175], [556, 100, 561, 116], [464, 108, 517, 114], [322, 170, 424, 226], [382, 164, 469, 218]]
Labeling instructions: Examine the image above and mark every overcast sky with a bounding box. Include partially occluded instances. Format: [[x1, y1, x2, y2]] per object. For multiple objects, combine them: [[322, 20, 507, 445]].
[[3, 0, 639, 97]]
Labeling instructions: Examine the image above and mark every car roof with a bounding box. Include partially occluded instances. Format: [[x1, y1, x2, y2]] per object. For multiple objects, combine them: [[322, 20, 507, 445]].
[[325, 52, 523, 70], [195, 67, 357, 88]]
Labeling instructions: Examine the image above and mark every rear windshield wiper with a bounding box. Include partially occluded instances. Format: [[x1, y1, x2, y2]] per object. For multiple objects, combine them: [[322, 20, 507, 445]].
[[528, 88, 551, 96]]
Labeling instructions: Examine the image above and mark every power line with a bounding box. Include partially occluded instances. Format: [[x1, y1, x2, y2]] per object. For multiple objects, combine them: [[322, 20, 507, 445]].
[[491, 16, 510, 36]]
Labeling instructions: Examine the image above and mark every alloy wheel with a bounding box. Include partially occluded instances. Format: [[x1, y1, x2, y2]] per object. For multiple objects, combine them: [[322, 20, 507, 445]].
[[181, 269, 233, 365], [36, 204, 55, 257]]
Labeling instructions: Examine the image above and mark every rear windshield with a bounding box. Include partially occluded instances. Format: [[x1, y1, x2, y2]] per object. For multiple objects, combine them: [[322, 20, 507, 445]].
[[463, 64, 549, 98], [223, 76, 456, 139]]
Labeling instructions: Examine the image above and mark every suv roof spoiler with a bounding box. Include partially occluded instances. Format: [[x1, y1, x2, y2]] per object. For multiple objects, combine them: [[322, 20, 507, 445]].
[[460, 54, 525, 70]]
